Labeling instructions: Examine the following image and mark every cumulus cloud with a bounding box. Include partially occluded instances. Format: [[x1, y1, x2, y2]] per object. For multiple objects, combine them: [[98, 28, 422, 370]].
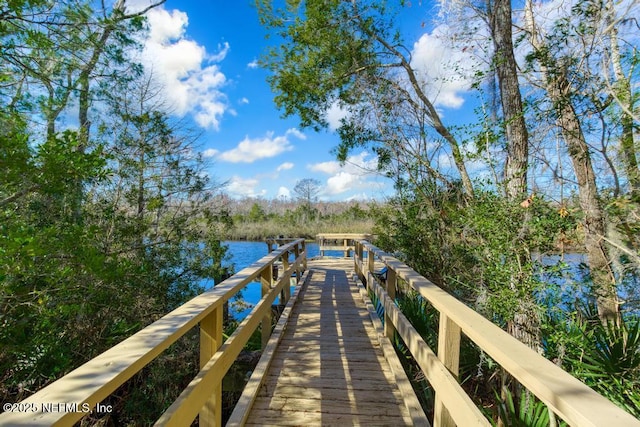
[[325, 102, 350, 131], [202, 148, 219, 158], [326, 172, 358, 195], [309, 151, 377, 175], [410, 24, 485, 109], [218, 128, 304, 163], [277, 162, 294, 172], [277, 186, 291, 199], [308, 151, 381, 196], [226, 176, 266, 198], [309, 160, 340, 175], [139, 7, 230, 130], [247, 59, 259, 69]]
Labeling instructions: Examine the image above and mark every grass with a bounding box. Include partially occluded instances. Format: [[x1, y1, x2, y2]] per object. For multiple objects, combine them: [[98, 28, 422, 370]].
[[222, 217, 374, 240]]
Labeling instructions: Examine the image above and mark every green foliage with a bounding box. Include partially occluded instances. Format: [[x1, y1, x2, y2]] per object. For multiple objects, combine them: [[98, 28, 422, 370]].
[[495, 389, 557, 427], [0, 3, 231, 418], [561, 312, 640, 417], [248, 203, 267, 222], [373, 187, 570, 328]]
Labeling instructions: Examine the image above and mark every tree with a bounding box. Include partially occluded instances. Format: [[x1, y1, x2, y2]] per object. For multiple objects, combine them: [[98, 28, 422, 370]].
[[248, 203, 267, 222], [485, 0, 529, 200], [0, 0, 163, 221], [293, 178, 321, 207], [293, 178, 321, 223], [0, 5, 230, 416], [437, 0, 538, 349], [256, 0, 475, 197], [523, 0, 620, 323]]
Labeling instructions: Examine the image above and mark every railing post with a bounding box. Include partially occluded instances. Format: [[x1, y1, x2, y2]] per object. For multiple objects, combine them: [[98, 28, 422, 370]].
[[199, 306, 223, 427], [384, 268, 397, 340], [261, 267, 274, 349], [367, 248, 375, 291], [343, 238, 349, 257], [282, 250, 290, 304], [301, 240, 307, 271], [293, 244, 301, 283], [354, 242, 361, 280], [434, 312, 461, 427]]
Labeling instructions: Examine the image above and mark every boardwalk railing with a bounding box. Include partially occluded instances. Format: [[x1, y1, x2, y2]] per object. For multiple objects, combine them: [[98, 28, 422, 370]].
[[316, 233, 371, 257], [354, 240, 640, 427], [1, 239, 307, 427]]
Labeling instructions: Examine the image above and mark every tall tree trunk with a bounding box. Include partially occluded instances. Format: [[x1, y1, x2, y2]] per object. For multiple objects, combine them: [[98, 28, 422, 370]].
[[525, 0, 619, 323], [488, 0, 529, 200], [551, 75, 619, 322], [488, 0, 539, 350], [606, 0, 639, 197]]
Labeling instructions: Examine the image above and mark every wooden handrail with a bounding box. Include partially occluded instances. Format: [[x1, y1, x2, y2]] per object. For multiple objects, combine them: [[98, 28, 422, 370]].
[[354, 240, 640, 427], [0, 239, 307, 426], [316, 233, 371, 257]]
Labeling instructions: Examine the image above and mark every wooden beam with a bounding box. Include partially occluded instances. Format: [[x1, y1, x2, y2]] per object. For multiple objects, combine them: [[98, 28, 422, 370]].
[[261, 267, 274, 349], [199, 307, 223, 427], [385, 268, 397, 341], [434, 313, 461, 427], [226, 270, 310, 426], [0, 239, 306, 426], [360, 241, 640, 427]]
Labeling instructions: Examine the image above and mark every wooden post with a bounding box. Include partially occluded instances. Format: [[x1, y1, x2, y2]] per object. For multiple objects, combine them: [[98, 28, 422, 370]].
[[199, 306, 223, 427], [384, 268, 397, 340], [343, 238, 348, 257], [354, 242, 361, 280], [282, 251, 290, 304], [261, 267, 273, 349], [293, 244, 301, 283], [367, 249, 375, 290], [301, 240, 307, 271], [434, 312, 461, 427], [320, 236, 325, 257]]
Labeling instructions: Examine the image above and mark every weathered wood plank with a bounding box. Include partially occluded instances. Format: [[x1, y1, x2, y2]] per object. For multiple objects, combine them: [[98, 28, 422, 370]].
[[245, 259, 423, 426], [259, 384, 406, 402], [252, 396, 411, 416], [245, 410, 407, 426]]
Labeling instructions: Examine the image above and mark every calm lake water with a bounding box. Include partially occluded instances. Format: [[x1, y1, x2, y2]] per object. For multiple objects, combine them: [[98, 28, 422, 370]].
[[215, 241, 346, 319], [215, 241, 607, 319]]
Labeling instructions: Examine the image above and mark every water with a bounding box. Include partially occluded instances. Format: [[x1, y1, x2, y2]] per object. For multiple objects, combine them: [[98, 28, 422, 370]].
[[217, 241, 346, 319], [216, 242, 601, 320]]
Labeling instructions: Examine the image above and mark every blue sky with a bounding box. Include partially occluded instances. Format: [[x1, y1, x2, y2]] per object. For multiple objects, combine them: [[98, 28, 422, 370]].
[[129, 0, 480, 201]]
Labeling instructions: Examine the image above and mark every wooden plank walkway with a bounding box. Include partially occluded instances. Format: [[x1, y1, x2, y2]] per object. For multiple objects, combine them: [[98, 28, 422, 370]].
[[245, 258, 426, 426]]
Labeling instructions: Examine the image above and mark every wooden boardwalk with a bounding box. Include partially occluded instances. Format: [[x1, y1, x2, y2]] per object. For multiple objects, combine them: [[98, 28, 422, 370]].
[[244, 258, 426, 426]]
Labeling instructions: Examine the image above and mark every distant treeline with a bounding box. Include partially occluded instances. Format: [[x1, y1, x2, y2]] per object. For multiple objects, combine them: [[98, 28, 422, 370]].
[[209, 195, 375, 240]]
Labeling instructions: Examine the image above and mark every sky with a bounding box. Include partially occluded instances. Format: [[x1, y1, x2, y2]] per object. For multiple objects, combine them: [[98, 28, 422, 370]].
[[128, 0, 480, 201]]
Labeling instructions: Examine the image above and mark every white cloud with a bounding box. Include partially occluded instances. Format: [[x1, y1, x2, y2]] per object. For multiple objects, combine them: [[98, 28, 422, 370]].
[[326, 102, 350, 131], [276, 162, 294, 172], [309, 151, 377, 176], [285, 128, 306, 140], [239, 97, 249, 105], [308, 151, 381, 196], [226, 176, 267, 198], [247, 59, 259, 69], [140, 7, 229, 130], [218, 128, 304, 163], [326, 172, 358, 195], [410, 24, 485, 109], [202, 148, 219, 158], [308, 160, 340, 175], [277, 186, 291, 199]]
